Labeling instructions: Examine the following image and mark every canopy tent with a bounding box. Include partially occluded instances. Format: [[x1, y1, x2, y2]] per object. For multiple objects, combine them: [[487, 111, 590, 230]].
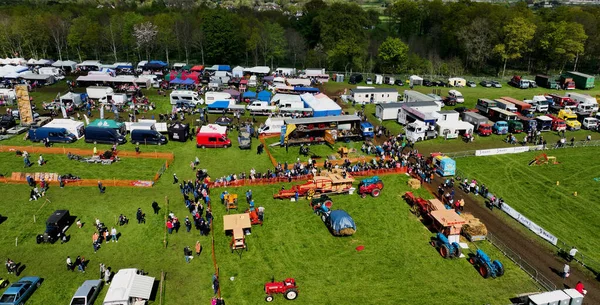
[[27, 59, 53, 66], [409, 75, 423, 86], [273, 76, 286, 83], [181, 71, 200, 83], [172, 63, 186, 69], [223, 89, 241, 99], [182, 65, 193, 71], [21, 73, 56, 85], [328, 210, 356, 236], [112, 75, 136, 84], [181, 78, 195, 85], [60, 92, 84, 106], [232, 66, 245, 78], [133, 77, 151, 88], [206, 65, 231, 72], [168, 122, 190, 142], [244, 66, 270, 75], [257, 90, 272, 102], [169, 77, 184, 84], [76, 74, 113, 83], [0, 58, 27, 65], [294, 86, 319, 93], [242, 91, 257, 99], [287, 78, 311, 86], [191, 65, 204, 72], [103, 269, 154, 305], [144, 60, 168, 70], [263, 76, 274, 82], [52, 60, 77, 72], [165, 71, 182, 81]]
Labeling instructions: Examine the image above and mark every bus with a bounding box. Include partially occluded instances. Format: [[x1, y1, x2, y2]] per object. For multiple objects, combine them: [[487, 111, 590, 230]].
[[500, 97, 532, 114], [488, 107, 518, 122]]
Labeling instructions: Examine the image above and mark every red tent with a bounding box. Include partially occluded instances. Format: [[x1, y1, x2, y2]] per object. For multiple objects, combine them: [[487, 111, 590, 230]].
[[191, 65, 204, 72], [186, 71, 200, 83]]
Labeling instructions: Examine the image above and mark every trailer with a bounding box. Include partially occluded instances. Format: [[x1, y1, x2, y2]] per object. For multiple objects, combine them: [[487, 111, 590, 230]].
[[403, 90, 436, 104], [500, 97, 532, 115], [375, 102, 403, 121], [273, 170, 355, 199], [476, 99, 497, 115], [488, 107, 518, 122], [535, 75, 559, 89], [461, 112, 488, 129], [565, 71, 595, 90]]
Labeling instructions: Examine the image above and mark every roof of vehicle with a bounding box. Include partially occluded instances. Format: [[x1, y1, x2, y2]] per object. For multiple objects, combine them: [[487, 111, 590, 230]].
[[46, 210, 70, 224], [73, 279, 102, 298], [103, 269, 154, 303], [376, 102, 404, 109], [284, 114, 360, 125]]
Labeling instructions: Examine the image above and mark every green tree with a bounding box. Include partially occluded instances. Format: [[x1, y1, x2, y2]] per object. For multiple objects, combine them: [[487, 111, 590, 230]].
[[538, 21, 587, 72], [67, 16, 92, 62], [377, 37, 408, 74], [493, 17, 536, 78], [260, 21, 287, 68], [154, 13, 176, 64]]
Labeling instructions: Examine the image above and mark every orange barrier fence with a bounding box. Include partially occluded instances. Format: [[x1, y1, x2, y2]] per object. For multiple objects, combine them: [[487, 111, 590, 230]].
[[1, 176, 154, 188], [0, 145, 175, 160], [208, 166, 407, 188], [259, 136, 279, 167]]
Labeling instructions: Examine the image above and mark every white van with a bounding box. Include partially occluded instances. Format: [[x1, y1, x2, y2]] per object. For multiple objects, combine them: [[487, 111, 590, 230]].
[[170, 90, 203, 106], [38, 67, 64, 80], [126, 122, 155, 133], [204, 92, 232, 105], [45, 119, 85, 139], [103, 268, 154, 305], [259, 117, 285, 135], [566, 92, 599, 114]]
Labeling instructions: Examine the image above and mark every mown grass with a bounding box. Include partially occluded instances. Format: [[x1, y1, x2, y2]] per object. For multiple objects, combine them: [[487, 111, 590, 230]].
[[456, 147, 600, 263]]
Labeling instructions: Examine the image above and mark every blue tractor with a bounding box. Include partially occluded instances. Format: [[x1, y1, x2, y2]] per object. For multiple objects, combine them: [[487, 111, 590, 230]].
[[430, 233, 462, 259], [469, 249, 504, 278]]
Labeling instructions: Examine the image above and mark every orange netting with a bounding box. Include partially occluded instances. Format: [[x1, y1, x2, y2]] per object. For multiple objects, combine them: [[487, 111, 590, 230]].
[[0, 145, 174, 160], [0, 176, 153, 188]]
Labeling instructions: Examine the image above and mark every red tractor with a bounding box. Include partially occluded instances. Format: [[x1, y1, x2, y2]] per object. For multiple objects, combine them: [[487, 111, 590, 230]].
[[264, 278, 298, 302], [357, 176, 384, 198]]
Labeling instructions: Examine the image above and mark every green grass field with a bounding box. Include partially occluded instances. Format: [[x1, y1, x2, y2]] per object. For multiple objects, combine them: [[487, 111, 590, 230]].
[[456, 147, 600, 263]]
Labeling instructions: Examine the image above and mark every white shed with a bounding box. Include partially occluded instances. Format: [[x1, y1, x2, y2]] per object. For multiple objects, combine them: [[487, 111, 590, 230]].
[[60, 92, 83, 106], [448, 77, 466, 87], [409, 75, 423, 86], [350, 88, 398, 104], [232, 66, 245, 78], [375, 102, 403, 121]]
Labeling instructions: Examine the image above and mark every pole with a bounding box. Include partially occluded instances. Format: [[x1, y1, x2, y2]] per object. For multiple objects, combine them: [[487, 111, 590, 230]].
[[15, 237, 17, 247]]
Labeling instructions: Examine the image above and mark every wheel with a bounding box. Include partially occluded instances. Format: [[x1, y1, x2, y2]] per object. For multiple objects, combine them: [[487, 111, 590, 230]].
[[439, 244, 450, 259], [158, 142, 162, 146], [371, 188, 381, 197], [321, 214, 327, 222], [480, 263, 491, 279], [201, 145, 205, 149], [410, 205, 420, 215], [284, 288, 298, 300], [451, 243, 462, 258], [417, 137, 422, 142], [493, 260, 504, 277], [265, 295, 274, 302], [36, 235, 43, 244]]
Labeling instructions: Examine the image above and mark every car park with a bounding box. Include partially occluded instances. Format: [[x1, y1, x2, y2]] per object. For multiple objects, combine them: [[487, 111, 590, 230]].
[[0, 276, 42, 305], [491, 81, 502, 88], [423, 80, 433, 87]]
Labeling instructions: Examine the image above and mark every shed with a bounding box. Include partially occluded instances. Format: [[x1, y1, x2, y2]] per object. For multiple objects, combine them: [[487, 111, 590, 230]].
[[102, 268, 155, 305], [375, 102, 403, 121], [232, 66, 245, 78], [301, 93, 341, 117], [350, 88, 398, 104], [448, 77, 466, 87], [257, 90, 272, 102], [409, 75, 423, 86]]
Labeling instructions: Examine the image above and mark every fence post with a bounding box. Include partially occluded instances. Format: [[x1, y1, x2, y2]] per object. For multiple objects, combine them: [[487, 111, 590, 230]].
[[163, 196, 169, 248]]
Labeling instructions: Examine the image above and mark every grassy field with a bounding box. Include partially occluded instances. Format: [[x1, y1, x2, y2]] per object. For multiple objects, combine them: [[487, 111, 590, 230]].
[[456, 147, 600, 263]]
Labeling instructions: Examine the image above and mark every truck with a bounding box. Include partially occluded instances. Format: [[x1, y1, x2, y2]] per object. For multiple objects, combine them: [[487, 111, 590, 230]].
[[535, 115, 553, 132], [501, 97, 532, 115], [509, 75, 529, 89], [405, 121, 437, 142], [558, 75, 576, 90], [517, 115, 537, 132], [494, 99, 518, 113], [461, 112, 488, 129], [476, 99, 497, 115], [447, 90, 464, 103], [86, 86, 114, 101], [564, 71, 595, 90], [492, 121, 508, 135], [507, 120, 523, 133], [535, 75, 559, 89], [525, 95, 549, 113], [360, 122, 375, 138], [247, 101, 276, 115], [546, 114, 567, 132], [565, 92, 599, 115], [582, 117, 598, 130], [548, 94, 576, 113], [556, 109, 581, 130]]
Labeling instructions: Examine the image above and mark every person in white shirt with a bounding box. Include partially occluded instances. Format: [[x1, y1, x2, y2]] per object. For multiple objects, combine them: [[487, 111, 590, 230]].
[[569, 247, 578, 262], [110, 227, 117, 242], [66, 256, 73, 271]]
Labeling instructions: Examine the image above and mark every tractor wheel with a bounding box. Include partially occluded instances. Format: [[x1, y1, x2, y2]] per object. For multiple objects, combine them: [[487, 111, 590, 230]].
[[451, 242, 462, 258], [469, 257, 476, 265], [323, 200, 333, 208], [361, 193, 366, 199], [410, 205, 420, 215], [493, 260, 504, 277], [439, 244, 450, 259], [265, 295, 274, 302], [284, 288, 298, 300], [480, 263, 491, 279], [371, 188, 381, 197]]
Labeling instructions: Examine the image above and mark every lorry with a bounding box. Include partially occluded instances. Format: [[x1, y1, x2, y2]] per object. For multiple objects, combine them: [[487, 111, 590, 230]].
[[549, 94, 577, 113], [507, 120, 523, 133], [501, 97, 531, 115], [525, 95, 549, 113], [170, 90, 203, 106], [476, 99, 497, 115], [447, 90, 464, 103], [582, 117, 598, 130], [546, 114, 567, 132], [535, 75, 559, 89], [517, 115, 537, 132], [509, 75, 529, 89], [86, 86, 114, 101], [461, 112, 491, 136], [565, 92, 599, 115], [558, 75, 576, 90], [405, 121, 437, 142], [535, 115, 553, 132], [247, 101, 276, 115], [555, 110, 581, 130], [492, 121, 508, 134], [564, 71, 595, 89], [494, 99, 518, 113]]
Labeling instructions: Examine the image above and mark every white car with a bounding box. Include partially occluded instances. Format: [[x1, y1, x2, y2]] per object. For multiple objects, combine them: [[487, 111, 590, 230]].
[[491, 81, 502, 88]]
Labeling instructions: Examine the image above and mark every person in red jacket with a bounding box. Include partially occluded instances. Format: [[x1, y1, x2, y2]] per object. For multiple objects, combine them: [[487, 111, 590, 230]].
[[575, 281, 587, 295]]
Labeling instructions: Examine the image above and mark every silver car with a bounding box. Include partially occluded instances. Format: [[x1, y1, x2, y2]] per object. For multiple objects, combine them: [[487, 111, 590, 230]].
[[70, 280, 102, 305]]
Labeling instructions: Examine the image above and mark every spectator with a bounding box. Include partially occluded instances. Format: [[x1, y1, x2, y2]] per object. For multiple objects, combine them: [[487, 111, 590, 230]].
[[562, 264, 570, 279], [110, 227, 118, 242], [195, 241, 201, 256], [568, 247, 578, 262]]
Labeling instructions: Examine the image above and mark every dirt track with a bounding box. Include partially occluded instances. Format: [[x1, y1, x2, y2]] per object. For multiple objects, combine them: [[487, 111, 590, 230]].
[[424, 178, 599, 304]]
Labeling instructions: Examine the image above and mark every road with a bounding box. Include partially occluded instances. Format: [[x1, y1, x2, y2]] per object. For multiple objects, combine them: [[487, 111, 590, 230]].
[[424, 178, 599, 304]]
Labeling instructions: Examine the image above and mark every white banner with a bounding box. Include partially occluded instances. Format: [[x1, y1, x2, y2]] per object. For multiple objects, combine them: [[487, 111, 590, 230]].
[[499, 202, 558, 245], [476, 146, 532, 156]]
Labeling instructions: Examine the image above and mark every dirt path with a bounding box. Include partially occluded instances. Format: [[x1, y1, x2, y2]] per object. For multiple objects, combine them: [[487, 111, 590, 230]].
[[424, 178, 599, 304]]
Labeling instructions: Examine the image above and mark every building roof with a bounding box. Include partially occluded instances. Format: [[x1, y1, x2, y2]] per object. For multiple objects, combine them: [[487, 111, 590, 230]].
[[351, 88, 398, 94], [438, 110, 458, 114], [404, 101, 439, 108], [285, 114, 360, 125], [376, 102, 404, 109]]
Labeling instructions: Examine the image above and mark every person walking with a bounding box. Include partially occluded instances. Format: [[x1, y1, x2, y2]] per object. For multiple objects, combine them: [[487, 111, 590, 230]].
[[98, 181, 105, 194], [568, 247, 578, 262], [184, 246, 193, 263], [110, 227, 118, 242], [152, 201, 160, 214], [104, 268, 111, 283], [99, 263, 105, 279], [136, 208, 144, 224], [66, 256, 73, 271], [185, 217, 192, 232], [195, 241, 201, 256], [173, 173, 179, 184], [562, 263, 570, 279]]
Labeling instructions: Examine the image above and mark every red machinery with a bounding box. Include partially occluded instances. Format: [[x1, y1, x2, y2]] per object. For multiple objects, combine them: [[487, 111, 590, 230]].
[[357, 176, 384, 198], [264, 278, 299, 302], [246, 209, 263, 226], [273, 171, 354, 200]]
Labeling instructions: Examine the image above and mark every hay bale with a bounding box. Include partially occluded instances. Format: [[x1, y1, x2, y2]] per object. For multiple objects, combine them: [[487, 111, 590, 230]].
[[408, 178, 421, 189], [463, 222, 488, 236], [336, 228, 356, 236]]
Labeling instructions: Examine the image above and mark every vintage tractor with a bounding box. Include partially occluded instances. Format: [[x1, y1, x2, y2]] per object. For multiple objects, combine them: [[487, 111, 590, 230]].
[[357, 176, 384, 198], [310, 195, 333, 217], [430, 233, 462, 259], [264, 278, 299, 302], [273, 170, 354, 200], [469, 249, 504, 279]]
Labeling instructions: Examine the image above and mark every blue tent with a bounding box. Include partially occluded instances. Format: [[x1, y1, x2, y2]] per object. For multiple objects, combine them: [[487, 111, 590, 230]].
[[257, 90, 272, 102], [218, 65, 231, 71], [181, 78, 195, 85], [116, 64, 133, 69], [242, 91, 257, 99], [294, 86, 319, 93], [149, 60, 168, 67], [169, 78, 184, 84], [327, 210, 356, 236]]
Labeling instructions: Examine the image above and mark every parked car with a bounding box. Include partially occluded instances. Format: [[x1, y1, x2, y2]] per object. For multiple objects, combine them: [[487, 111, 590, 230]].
[[0, 276, 42, 305], [443, 97, 457, 106], [479, 80, 492, 88], [423, 80, 433, 87], [36, 210, 73, 244], [214, 116, 233, 126], [466, 81, 476, 88], [394, 79, 404, 86], [365, 78, 373, 85], [491, 81, 502, 88], [238, 131, 252, 150], [69, 280, 102, 305], [435, 80, 448, 87]]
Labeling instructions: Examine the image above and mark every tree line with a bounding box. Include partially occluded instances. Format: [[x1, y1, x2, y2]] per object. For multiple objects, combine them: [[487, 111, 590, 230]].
[[0, 0, 599, 76]]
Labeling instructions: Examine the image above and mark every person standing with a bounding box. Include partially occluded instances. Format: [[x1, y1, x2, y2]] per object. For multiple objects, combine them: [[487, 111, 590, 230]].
[[173, 173, 179, 184], [195, 241, 201, 256], [99, 263, 105, 279], [562, 264, 570, 279], [575, 281, 587, 295], [104, 268, 111, 283], [568, 247, 578, 262], [136, 208, 144, 224], [184, 246, 193, 263], [98, 181, 105, 194], [110, 227, 118, 242], [66, 256, 73, 271], [152, 201, 160, 214], [185, 217, 192, 232]]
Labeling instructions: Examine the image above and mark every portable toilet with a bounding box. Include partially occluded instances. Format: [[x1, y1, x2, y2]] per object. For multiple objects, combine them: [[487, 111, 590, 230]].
[[336, 74, 344, 82], [562, 289, 583, 305], [527, 290, 571, 305]]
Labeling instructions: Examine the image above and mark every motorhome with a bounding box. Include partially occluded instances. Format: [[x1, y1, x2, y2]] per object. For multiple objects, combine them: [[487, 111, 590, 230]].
[[38, 67, 64, 80], [170, 90, 203, 106], [196, 124, 231, 148], [259, 117, 285, 135], [45, 119, 85, 139], [247, 101, 276, 115], [100, 93, 128, 105], [204, 92, 232, 105]]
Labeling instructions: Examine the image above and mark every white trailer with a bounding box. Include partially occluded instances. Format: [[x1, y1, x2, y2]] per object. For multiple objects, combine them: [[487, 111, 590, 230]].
[[375, 103, 403, 121], [259, 117, 285, 135], [403, 90, 436, 104], [38, 67, 64, 80]]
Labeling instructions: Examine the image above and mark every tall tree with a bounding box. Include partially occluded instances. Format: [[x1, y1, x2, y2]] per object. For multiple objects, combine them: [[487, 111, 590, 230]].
[[285, 28, 307, 68], [493, 17, 536, 78], [538, 21, 587, 72], [154, 13, 176, 64], [133, 21, 158, 61], [259, 21, 287, 68], [68, 16, 92, 62], [45, 13, 69, 61], [377, 37, 409, 74], [458, 18, 494, 71]]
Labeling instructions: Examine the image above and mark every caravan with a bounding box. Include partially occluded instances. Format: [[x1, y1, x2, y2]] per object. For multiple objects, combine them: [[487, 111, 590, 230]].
[[170, 91, 203, 106], [38, 67, 64, 80], [204, 92, 232, 105]]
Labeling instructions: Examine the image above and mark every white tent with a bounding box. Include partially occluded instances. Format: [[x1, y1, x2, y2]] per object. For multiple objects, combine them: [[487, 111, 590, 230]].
[[409, 75, 423, 86], [52, 60, 77, 71], [244, 66, 270, 75], [232, 66, 245, 78], [60, 92, 83, 106]]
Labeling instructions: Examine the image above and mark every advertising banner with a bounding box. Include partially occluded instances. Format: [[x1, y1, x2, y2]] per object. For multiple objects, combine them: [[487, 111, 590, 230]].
[[500, 202, 558, 245]]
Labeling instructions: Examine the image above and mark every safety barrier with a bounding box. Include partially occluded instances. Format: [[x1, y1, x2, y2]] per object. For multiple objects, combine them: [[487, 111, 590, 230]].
[[443, 140, 600, 159], [0, 176, 154, 188], [0, 145, 175, 160], [154, 160, 170, 182]]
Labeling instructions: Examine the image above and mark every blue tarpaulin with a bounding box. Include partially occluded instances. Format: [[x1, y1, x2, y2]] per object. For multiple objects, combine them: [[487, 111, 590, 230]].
[[218, 65, 231, 71], [327, 210, 356, 236], [169, 78, 184, 84], [116, 64, 133, 69], [294, 86, 319, 93], [181, 78, 195, 85], [149, 60, 168, 67], [208, 100, 230, 109], [242, 91, 257, 99], [257, 90, 272, 102]]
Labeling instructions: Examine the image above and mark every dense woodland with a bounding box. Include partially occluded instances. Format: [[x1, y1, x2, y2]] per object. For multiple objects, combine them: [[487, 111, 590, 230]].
[[1, 0, 600, 76]]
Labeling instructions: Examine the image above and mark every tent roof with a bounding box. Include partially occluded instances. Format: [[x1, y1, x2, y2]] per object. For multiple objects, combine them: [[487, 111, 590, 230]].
[[21, 73, 54, 81], [191, 65, 204, 71], [263, 76, 274, 82], [223, 89, 240, 97], [170, 78, 184, 84], [242, 91, 257, 98], [89, 119, 122, 129], [148, 60, 168, 66], [181, 78, 195, 85], [409, 75, 423, 81]]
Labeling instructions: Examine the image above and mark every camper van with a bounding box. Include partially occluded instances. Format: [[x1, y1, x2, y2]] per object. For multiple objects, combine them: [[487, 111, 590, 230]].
[[38, 67, 64, 80], [99, 93, 128, 105], [28, 127, 77, 143], [86, 87, 114, 101], [170, 90, 203, 106], [45, 119, 85, 139], [259, 117, 285, 135], [204, 92, 232, 105], [131, 129, 167, 145], [196, 124, 231, 148]]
